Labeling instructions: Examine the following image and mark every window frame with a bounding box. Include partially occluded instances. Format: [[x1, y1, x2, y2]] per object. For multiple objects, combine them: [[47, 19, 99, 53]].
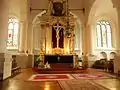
[[96, 20, 112, 48], [7, 17, 19, 50]]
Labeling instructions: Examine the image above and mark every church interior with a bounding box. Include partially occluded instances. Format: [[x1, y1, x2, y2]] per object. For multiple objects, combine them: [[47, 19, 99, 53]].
[[1, 0, 120, 90]]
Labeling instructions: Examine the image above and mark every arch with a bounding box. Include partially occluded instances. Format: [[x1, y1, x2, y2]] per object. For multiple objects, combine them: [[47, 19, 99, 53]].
[[87, 0, 118, 55], [88, 0, 118, 25], [100, 51, 107, 59], [109, 51, 117, 59], [32, 10, 47, 25], [9, 13, 20, 21]]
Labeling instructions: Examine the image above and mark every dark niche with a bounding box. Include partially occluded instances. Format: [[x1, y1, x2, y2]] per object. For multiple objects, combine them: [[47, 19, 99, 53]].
[[52, 2, 65, 16]]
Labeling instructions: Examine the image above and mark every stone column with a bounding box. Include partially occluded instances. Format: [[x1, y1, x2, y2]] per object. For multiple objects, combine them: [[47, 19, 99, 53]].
[[82, 24, 93, 55], [0, 0, 12, 80], [86, 25, 93, 54], [48, 25, 52, 53], [20, 0, 28, 53], [19, 21, 28, 53], [116, 8, 120, 54], [82, 25, 87, 54], [27, 22, 33, 53], [19, 22, 25, 52], [70, 29, 74, 53], [0, 0, 8, 53], [45, 24, 52, 54], [40, 25, 46, 53], [39, 25, 43, 53], [66, 38, 70, 54]]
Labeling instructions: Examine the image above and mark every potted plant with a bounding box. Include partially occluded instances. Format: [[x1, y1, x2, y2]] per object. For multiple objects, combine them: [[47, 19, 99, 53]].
[[34, 55, 42, 67]]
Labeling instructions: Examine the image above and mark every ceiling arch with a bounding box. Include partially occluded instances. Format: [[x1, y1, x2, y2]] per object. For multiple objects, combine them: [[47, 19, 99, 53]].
[[88, 0, 118, 25]]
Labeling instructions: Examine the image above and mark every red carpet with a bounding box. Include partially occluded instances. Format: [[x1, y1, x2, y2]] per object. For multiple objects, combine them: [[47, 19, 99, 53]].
[[28, 74, 74, 81], [58, 80, 109, 90], [72, 74, 114, 79]]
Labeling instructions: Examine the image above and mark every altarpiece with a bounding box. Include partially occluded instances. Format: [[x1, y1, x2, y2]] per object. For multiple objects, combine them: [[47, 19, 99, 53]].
[[36, 0, 76, 55], [33, 0, 78, 68]]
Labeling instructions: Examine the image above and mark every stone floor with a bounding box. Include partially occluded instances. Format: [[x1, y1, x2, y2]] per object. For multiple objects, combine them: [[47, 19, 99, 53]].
[[0, 68, 120, 90]]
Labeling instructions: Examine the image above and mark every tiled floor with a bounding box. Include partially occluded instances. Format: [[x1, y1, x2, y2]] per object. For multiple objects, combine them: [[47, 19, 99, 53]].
[[0, 68, 120, 90]]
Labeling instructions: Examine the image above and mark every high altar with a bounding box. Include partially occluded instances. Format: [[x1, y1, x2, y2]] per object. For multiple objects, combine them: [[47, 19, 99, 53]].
[[34, 0, 77, 68]]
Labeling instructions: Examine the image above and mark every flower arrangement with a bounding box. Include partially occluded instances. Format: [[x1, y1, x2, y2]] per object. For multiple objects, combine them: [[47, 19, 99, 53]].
[[34, 55, 43, 67]]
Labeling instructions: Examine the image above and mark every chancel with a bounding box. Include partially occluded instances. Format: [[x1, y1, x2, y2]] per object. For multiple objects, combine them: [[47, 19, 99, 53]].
[[1, 0, 120, 90]]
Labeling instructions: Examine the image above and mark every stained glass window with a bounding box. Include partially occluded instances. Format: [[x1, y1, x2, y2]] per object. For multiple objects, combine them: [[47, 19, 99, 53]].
[[96, 20, 112, 48], [7, 18, 19, 49]]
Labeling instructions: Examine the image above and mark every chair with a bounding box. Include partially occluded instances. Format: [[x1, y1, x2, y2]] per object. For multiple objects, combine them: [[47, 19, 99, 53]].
[[92, 52, 107, 69], [107, 52, 117, 73]]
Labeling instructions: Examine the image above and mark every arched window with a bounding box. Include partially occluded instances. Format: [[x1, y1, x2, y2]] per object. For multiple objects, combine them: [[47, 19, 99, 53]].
[[7, 18, 19, 49], [96, 20, 112, 48]]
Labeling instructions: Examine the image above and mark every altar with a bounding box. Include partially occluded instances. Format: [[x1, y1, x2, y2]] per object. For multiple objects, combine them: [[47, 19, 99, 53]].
[[44, 54, 76, 68], [33, 0, 78, 69]]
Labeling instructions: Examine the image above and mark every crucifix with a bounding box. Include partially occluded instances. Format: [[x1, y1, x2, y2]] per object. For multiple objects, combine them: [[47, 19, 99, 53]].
[[53, 20, 63, 48]]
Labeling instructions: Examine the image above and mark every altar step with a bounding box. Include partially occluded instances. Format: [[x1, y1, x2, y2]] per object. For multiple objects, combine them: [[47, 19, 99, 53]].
[[33, 63, 86, 74], [33, 68, 86, 74], [50, 63, 73, 68]]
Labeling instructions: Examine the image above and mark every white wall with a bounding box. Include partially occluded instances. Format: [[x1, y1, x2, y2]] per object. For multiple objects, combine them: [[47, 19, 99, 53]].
[[87, 0, 119, 58]]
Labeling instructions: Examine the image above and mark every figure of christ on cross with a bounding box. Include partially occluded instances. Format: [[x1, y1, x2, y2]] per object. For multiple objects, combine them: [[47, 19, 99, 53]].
[[53, 22, 63, 48]]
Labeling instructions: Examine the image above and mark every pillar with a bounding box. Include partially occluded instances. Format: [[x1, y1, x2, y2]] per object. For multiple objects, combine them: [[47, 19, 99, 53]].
[[40, 24, 46, 53], [0, 0, 12, 80], [116, 8, 120, 54], [82, 25, 87, 54], [19, 21, 27, 53], [0, 0, 8, 53], [86, 24, 93, 54], [19, 0, 28, 53], [82, 24, 93, 55], [46, 24, 52, 54]]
